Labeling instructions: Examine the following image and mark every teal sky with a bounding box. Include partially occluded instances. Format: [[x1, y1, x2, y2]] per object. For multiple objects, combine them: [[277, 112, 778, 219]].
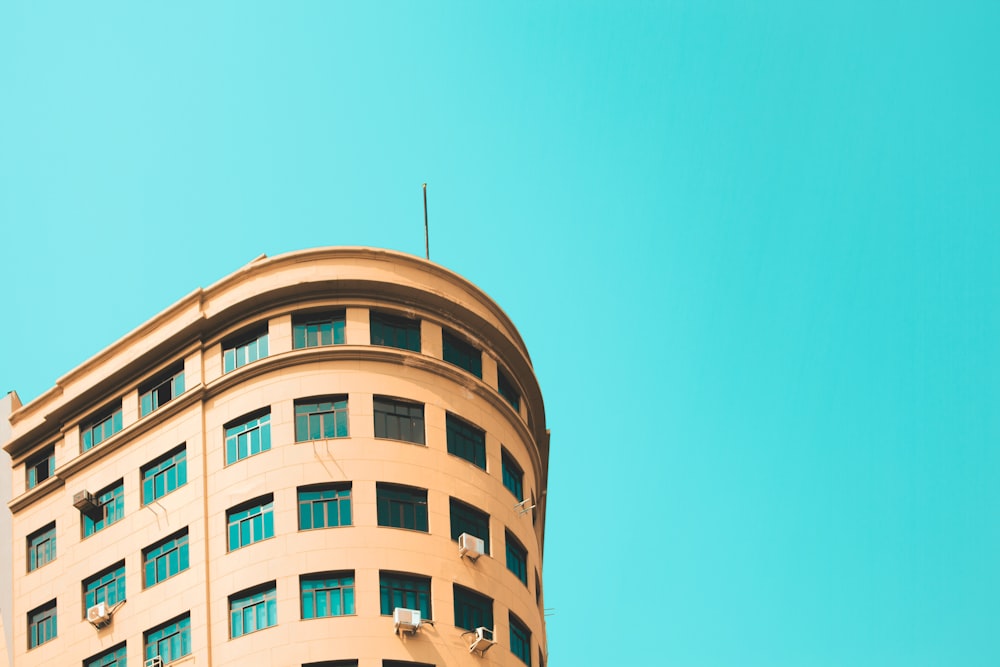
[[2, 3, 999, 665]]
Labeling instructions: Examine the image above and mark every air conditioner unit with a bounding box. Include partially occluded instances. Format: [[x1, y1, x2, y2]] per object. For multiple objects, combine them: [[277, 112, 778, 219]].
[[393, 607, 421, 635], [458, 532, 485, 561], [469, 626, 496, 655], [144, 657, 163, 667], [73, 490, 101, 516], [86, 602, 111, 627]]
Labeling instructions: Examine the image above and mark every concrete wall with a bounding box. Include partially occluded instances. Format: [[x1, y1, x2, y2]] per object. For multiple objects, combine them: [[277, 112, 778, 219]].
[[0, 391, 21, 667]]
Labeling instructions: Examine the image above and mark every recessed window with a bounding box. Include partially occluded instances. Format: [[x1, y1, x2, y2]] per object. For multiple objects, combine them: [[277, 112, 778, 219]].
[[505, 531, 528, 585], [83, 480, 124, 538], [298, 484, 352, 530], [379, 572, 431, 618], [442, 330, 482, 378], [143, 529, 190, 588], [453, 584, 493, 632], [142, 444, 187, 503], [223, 325, 269, 373], [304, 662, 358, 667], [383, 661, 435, 667], [144, 613, 191, 664], [84, 642, 126, 667], [450, 498, 490, 553], [301, 572, 355, 618], [446, 413, 486, 469], [497, 366, 520, 412], [27, 522, 56, 572], [140, 362, 185, 417], [230, 583, 277, 638], [535, 570, 542, 607], [377, 483, 428, 532], [509, 612, 532, 665], [295, 398, 348, 442], [370, 311, 420, 351], [84, 561, 126, 613], [373, 397, 424, 444], [82, 403, 123, 452], [501, 448, 524, 500], [26, 446, 54, 489], [226, 409, 272, 463], [227, 495, 275, 551], [28, 599, 57, 649], [294, 311, 346, 348]]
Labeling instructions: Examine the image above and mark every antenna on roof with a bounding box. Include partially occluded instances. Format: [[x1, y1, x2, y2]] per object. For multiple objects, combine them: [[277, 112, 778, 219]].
[[423, 182, 430, 260]]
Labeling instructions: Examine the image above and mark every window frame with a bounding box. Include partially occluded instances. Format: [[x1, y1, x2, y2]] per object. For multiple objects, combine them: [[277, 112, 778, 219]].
[[376, 483, 428, 532], [84, 642, 127, 667], [509, 612, 532, 665], [225, 409, 272, 464], [446, 413, 486, 469], [27, 599, 57, 649], [370, 311, 421, 351], [223, 324, 269, 373], [294, 397, 349, 442], [378, 572, 432, 618], [293, 310, 346, 348], [143, 528, 190, 588], [450, 498, 490, 553], [82, 479, 125, 538], [301, 572, 356, 619], [298, 483, 352, 530], [140, 363, 185, 417], [144, 613, 191, 664], [81, 403, 123, 452], [26, 446, 55, 490], [142, 444, 188, 504], [227, 495, 275, 551], [497, 366, 521, 412], [442, 329, 482, 378], [505, 530, 528, 585], [373, 396, 425, 444], [501, 448, 525, 500], [83, 560, 126, 613], [27, 522, 56, 572], [229, 582, 278, 638], [453, 584, 493, 632]]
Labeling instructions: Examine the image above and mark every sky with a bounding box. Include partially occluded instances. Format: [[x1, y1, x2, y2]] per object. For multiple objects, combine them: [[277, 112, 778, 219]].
[[2, 2, 999, 665]]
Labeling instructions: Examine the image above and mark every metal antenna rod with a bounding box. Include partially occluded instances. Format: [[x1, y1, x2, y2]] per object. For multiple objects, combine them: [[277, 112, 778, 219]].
[[422, 183, 430, 260]]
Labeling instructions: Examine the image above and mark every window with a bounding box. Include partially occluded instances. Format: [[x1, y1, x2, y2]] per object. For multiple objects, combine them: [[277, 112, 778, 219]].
[[450, 498, 490, 552], [453, 584, 493, 632], [140, 363, 185, 417], [298, 484, 352, 529], [535, 570, 542, 607], [84, 561, 126, 611], [501, 449, 524, 500], [143, 529, 190, 588], [27, 522, 56, 571], [377, 484, 428, 532], [497, 366, 520, 411], [305, 662, 358, 667], [446, 413, 486, 469], [301, 572, 355, 618], [294, 311, 345, 348], [373, 397, 424, 444], [145, 613, 191, 664], [82, 405, 123, 452], [295, 398, 348, 442], [224, 325, 269, 373], [226, 410, 272, 463], [383, 662, 434, 667], [230, 583, 277, 638], [85, 643, 127, 667], [227, 496, 275, 551], [28, 600, 57, 649], [379, 572, 431, 618], [509, 612, 532, 665], [26, 446, 54, 489], [442, 330, 482, 378], [370, 311, 420, 351], [83, 480, 125, 537], [505, 531, 528, 585], [142, 444, 187, 503], [538, 649, 545, 667]]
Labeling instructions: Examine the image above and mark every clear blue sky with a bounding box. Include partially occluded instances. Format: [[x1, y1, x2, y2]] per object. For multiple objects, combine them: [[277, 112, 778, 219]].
[[2, 3, 999, 665]]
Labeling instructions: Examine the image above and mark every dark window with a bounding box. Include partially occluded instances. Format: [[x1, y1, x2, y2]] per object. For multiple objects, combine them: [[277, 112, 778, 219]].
[[298, 484, 352, 529], [295, 398, 348, 441], [143, 529, 190, 588], [538, 649, 545, 667], [294, 311, 346, 348], [535, 570, 542, 607], [223, 325, 269, 373], [142, 444, 187, 503], [226, 409, 272, 463], [27, 522, 56, 571], [453, 584, 493, 632], [377, 484, 428, 531], [26, 447, 54, 489], [84, 561, 126, 611], [84, 642, 127, 667], [379, 572, 431, 618], [144, 613, 191, 663], [83, 480, 124, 537], [82, 404, 123, 452], [140, 363, 185, 417], [301, 572, 355, 618], [505, 531, 528, 585], [509, 612, 531, 665], [373, 397, 424, 444], [28, 599, 57, 649], [497, 366, 520, 411], [442, 330, 482, 377], [501, 449, 524, 500], [370, 311, 420, 351], [227, 496, 275, 551], [446, 413, 486, 469], [450, 498, 490, 552], [230, 583, 277, 638]]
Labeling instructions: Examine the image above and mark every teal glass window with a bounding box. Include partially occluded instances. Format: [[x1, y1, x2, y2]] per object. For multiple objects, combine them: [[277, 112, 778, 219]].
[[370, 312, 420, 351], [144, 613, 191, 663], [28, 600, 57, 649], [295, 398, 348, 442], [143, 529, 189, 588], [377, 484, 428, 532], [453, 584, 493, 632], [82, 406, 123, 452], [298, 484, 352, 530], [501, 449, 524, 500], [379, 572, 431, 618], [230, 584, 277, 638], [505, 531, 528, 585], [442, 330, 482, 378], [85, 643, 127, 667], [373, 397, 424, 444], [226, 410, 272, 463], [301, 573, 355, 618], [446, 413, 486, 469], [142, 445, 187, 503], [140, 364, 185, 417], [227, 496, 275, 551], [83, 480, 125, 537], [497, 366, 520, 412], [26, 447, 54, 489], [294, 311, 345, 348], [450, 498, 490, 552], [27, 522, 56, 571], [509, 613, 531, 665], [223, 326, 269, 373], [84, 561, 126, 609]]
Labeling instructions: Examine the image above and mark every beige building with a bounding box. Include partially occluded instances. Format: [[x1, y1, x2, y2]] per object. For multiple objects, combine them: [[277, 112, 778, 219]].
[[1, 248, 550, 667]]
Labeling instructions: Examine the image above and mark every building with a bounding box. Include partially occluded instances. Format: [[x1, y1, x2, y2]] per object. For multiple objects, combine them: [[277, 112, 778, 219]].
[[0, 247, 550, 667]]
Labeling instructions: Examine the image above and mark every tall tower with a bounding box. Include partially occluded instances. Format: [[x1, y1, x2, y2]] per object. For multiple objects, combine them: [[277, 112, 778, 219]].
[[1, 248, 549, 667]]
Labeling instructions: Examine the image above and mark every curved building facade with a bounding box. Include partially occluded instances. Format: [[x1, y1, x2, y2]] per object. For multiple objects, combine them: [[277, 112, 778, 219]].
[[1, 248, 550, 667]]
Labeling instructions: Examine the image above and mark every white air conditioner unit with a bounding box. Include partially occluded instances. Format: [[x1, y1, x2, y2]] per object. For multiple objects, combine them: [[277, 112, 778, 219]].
[[86, 602, 111, 627], [393, 607, 421, 635], [469, 626, 496, 655], [458, 532, 485, 561], [144, 657, 163, 667]]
